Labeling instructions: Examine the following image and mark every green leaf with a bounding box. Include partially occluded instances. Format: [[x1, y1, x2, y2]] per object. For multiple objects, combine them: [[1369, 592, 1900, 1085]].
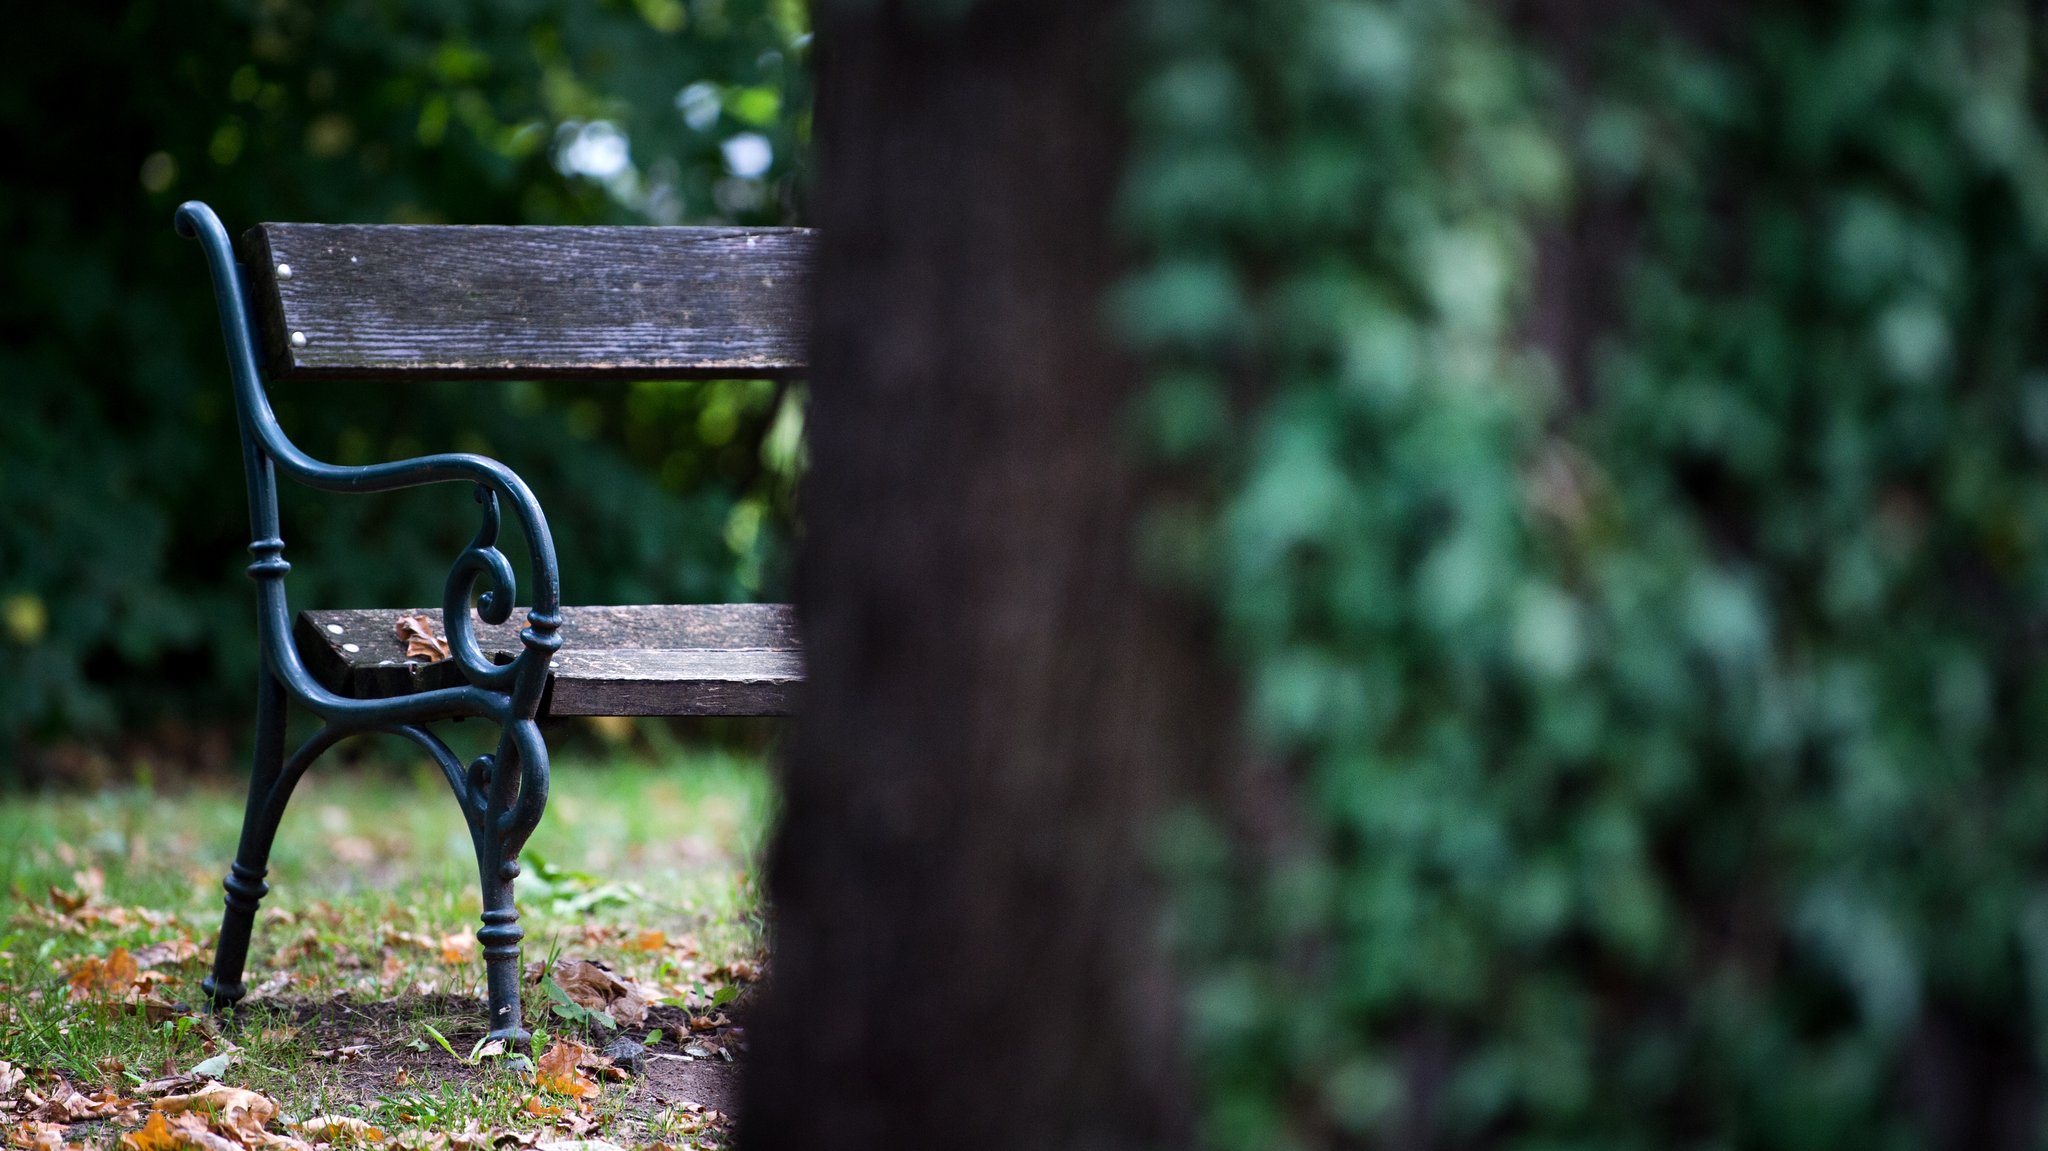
[[420, 1024, 459, 1061]]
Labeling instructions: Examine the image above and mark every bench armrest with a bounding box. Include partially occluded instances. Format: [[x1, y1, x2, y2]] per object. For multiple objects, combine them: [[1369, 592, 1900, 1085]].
[[176, 201, 562, 723]]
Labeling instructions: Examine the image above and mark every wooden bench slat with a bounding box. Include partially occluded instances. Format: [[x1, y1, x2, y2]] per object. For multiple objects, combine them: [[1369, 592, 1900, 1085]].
[[296, 604, 802, 717], [548, 648, 804, 717], [243, 224, 815, 382]]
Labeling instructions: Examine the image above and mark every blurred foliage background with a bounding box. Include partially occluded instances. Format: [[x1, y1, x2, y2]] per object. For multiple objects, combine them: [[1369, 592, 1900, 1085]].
[[0, 0, 810, 773], [1126, 0, 2048, 1146]]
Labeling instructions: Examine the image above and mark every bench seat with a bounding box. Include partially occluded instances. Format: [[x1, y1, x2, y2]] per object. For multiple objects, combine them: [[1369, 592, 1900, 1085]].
[[295, 604, 801, 716]]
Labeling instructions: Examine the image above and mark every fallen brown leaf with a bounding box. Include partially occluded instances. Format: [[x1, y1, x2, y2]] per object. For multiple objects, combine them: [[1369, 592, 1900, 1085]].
[[245, 973, 291, 1001], [544, 960, 650, 1027], [133, 941, 201, 971], [6, 1119, 73, 1151], [67, 950, 140, 1002], [45, 868, 104, 916], [122, 1111, 240, 1151], [393, 615, 449, 662], [273, 931, 325, 967], [23, 902, 178, 937], [130, 1076, 200, 1099], [707, 958, 759, 984], [532, 1040, 600, 1101], [382, 930, 435, 953], [517, 1097, 564, 1120], [26, 1083, 135, 1124], [290, 1117, 385, 1145], [436, 931, 475, 965], [154, 1083, 279, 1145], [644, 1103, 729, 1141], [138, 992, 186, 1025]]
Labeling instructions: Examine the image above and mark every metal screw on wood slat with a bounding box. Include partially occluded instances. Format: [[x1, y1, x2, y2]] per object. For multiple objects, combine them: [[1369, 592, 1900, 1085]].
[[290, 331, 308, 348], [276, 263, 292, 279]]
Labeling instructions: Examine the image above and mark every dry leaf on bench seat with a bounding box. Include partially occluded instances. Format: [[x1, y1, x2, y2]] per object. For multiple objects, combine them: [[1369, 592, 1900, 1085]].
[[393, 615, 450, 662]]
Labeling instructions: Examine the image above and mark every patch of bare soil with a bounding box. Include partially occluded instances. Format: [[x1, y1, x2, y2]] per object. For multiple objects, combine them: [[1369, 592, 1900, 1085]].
[[238, 995, 744, 1135]]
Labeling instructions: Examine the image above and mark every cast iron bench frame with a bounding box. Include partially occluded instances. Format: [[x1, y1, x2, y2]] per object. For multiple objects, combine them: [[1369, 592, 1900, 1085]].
[[176, 201, 812, 1042]]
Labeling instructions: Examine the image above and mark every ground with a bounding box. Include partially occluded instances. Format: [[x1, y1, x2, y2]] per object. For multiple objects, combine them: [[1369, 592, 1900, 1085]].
[[0, 743, 771, 1150]]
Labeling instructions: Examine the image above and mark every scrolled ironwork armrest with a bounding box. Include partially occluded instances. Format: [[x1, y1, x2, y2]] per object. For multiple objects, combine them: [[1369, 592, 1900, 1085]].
[[174, 201, 562, 722]]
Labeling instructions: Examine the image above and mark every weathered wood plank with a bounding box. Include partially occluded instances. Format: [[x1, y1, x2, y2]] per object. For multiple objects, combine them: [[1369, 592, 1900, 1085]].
[[295, 604, 802, 717], [241, 224, 815, 381], [549, 648, 804, 717]]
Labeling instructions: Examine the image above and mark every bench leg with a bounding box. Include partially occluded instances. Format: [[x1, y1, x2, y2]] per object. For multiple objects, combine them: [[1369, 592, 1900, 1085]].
[[465, 727, 549, 1046], [203, 670, 290, 1012], [476, 836, 528, 1044], [200, 669, 548, 1045]]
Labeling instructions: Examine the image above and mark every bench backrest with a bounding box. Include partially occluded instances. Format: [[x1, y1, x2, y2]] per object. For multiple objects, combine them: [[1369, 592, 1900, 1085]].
[[240, 223, 816, 382]]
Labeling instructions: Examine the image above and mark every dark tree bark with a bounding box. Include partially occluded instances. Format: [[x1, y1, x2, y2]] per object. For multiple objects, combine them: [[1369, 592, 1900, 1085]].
[[739, 1, 1229, 1148]]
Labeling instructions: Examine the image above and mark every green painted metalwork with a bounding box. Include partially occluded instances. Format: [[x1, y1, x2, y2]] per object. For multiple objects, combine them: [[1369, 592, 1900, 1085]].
[[177, 202, 562, 1042]]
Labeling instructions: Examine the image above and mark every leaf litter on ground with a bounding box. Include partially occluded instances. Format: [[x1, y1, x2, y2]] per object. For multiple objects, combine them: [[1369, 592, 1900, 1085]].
[[0, 756, 765, 1149]]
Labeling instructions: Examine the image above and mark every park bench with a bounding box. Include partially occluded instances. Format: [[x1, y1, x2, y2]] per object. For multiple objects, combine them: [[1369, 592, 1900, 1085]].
[[175, 202, 813, 1042]]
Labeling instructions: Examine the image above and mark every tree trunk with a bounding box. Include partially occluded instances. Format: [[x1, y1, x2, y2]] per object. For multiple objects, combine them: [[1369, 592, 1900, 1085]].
[[738, 1, 1228, 1148]]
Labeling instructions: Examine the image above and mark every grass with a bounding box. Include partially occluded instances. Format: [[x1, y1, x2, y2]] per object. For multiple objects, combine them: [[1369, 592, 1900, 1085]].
[[0, 744, 771, 1148]]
